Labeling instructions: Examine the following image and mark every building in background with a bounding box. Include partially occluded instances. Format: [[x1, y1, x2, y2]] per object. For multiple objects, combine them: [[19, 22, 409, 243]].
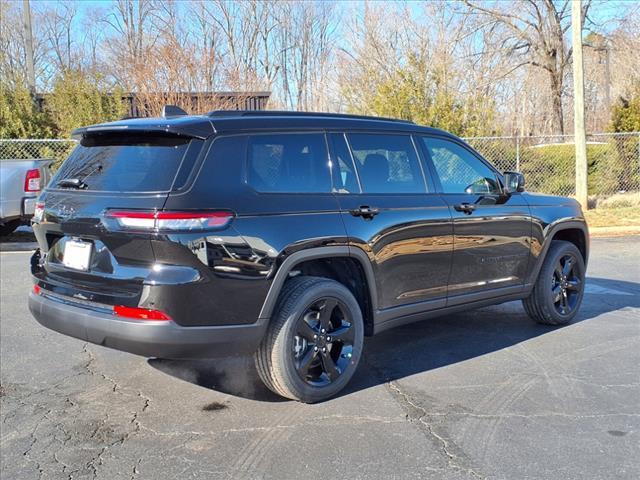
[[35, 91, 271, 118]]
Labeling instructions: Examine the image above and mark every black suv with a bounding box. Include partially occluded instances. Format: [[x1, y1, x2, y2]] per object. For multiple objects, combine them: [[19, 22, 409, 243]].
[[29, 110, 588, 402]]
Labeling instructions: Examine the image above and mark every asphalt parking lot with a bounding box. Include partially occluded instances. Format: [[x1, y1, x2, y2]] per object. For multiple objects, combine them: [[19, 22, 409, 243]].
[[1, 236, 639, 480]]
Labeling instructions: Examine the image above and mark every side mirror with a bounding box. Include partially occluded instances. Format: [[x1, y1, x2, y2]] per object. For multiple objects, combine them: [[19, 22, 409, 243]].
[[503, 171, 525, 194]]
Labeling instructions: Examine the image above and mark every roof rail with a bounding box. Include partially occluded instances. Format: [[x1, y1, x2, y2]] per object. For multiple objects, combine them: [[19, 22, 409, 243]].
[[162, 105, 188, 117], [206, 110, 414, 124]]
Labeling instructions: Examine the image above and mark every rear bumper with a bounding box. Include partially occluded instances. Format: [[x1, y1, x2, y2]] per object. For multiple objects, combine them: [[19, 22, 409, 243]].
[[22, 196, 37, 219], [28, 291, 267, 359], [0, 195, 36, 224]]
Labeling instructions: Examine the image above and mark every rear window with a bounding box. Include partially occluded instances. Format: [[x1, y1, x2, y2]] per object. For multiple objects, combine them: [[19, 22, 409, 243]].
[[52, 134, 202, 192]]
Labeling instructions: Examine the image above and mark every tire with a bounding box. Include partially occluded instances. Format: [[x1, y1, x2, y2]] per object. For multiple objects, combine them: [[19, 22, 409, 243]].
[[523, 240, 586, 325], [0, 220, 20, 236], [254, 276, 364, 403]]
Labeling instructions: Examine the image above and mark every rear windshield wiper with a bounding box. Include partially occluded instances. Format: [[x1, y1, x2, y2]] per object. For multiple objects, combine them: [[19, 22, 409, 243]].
[[57, 178, 88, 189], [57, 163, 102, 190]]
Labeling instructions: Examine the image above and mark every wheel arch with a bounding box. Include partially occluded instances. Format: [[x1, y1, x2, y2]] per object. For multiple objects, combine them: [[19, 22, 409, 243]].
[[527, 220, 589, 287], [258, 246, 378, 335]]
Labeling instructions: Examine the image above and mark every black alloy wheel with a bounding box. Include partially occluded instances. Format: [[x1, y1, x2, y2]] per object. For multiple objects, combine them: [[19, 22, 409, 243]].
[[293, 297, 355, 387], [523, 240, 586, 326], [255, 276, 364, 403], [551, 253, 582, 316]]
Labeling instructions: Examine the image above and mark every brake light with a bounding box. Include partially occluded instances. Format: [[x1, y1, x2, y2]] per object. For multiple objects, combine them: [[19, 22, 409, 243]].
[[33, 284, 41, 295], [113, 305, 172, 321], [24, 169, 41, 192], [104, 210, 233, 231], [33, 202, 45, 222]]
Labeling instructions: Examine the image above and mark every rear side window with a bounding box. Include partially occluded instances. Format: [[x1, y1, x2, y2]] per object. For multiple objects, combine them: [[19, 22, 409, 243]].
[[53, 134, 202, 192], [247, 133, 330, 193], [347, 133, 426, 194]]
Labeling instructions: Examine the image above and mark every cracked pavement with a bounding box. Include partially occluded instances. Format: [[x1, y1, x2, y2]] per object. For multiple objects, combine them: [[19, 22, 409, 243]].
[[1, 236, 639, 479]]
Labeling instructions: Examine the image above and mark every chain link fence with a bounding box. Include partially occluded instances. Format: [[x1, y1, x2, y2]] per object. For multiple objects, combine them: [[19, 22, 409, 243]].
[[1, 133, 638, 197], [464, 132, 640, 197], [0, 139, 77, 171]]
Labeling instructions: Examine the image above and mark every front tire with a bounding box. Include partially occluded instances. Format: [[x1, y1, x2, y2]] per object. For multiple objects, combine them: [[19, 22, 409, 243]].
[[523, 240, 586, 325], [255, 276, 364, 403]]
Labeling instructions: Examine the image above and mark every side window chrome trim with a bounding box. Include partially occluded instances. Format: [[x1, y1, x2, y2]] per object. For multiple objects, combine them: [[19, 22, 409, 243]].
[[342, 133, 364, 193], [409, 134, 430, 193]]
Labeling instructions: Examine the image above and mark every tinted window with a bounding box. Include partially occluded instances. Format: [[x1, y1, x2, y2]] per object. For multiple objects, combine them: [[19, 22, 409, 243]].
[[422, 137, 501, 194], [329, 133, 360, 193], [247, 133, 330, 193], [348, 134, 425, 194], [53, 134, 201, 192]]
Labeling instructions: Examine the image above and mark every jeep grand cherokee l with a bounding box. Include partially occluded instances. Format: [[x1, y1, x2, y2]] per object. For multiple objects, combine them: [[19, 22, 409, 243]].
[[29, 109, 588, 403]]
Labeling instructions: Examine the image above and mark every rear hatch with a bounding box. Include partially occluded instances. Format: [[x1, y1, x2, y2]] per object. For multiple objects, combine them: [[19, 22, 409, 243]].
[[32, 131, 205, 308]]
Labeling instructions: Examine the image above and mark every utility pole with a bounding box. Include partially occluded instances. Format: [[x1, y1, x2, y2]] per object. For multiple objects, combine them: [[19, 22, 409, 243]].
[[22, 0, 36, 98], [572, 0, 589, 210]]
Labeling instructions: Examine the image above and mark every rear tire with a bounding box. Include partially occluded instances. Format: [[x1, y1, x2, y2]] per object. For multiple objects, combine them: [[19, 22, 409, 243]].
[[523, 240, 585, 325], [0, 220, 20, 236], [254, 276, 364, 403]]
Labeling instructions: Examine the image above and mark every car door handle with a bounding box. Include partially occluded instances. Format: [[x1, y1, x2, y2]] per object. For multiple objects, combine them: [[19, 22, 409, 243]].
[[350, 206, 380, 219], [454, 203, 476, 214]]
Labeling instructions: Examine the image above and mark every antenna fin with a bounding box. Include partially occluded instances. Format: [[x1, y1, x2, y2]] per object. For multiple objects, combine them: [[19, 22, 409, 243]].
[[162, 105, 188, 117]]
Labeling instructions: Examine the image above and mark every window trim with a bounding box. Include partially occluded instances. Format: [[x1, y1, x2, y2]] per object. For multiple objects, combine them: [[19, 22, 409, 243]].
[[242, 130, 335, 196], [343, 131, 430, 196], [419, 134, 505, 196], [326, 132, 363, 194]]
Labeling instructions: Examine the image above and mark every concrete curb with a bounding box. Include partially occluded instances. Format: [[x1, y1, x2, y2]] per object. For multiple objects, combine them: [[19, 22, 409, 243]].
[[589, 226, 640, 237]]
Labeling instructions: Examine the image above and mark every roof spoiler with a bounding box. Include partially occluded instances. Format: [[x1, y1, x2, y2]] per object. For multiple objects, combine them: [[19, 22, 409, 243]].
[[162, 105, 188, 117]]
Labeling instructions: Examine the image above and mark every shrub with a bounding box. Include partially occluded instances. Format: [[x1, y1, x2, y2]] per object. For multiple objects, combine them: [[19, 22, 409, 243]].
[[519, 142, 631, 196], [0, 85, 54, 138], [46, 71, 127, 137]]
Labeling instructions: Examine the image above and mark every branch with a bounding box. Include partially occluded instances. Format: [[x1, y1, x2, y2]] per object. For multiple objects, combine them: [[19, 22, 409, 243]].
[[464, 0, 538, 44]]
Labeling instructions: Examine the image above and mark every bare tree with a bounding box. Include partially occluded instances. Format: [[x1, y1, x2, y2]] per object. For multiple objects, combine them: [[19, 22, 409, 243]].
[[275, 1, 335, 110], [102, 0, 159, 89], [204, 0, 275, 91], [39, 1, 78, 73], [464, 0, 592, 135], [0, 1, 49, 89]]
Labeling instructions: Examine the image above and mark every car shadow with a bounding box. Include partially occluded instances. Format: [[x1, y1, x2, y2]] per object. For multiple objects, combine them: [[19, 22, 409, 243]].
[[0, 226, 38, 252], [149, 276, 639, 403]]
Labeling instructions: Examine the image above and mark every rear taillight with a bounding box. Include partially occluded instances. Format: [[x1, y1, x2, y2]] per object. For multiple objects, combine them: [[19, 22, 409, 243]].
[[33, 284, 41, 295], [104, 210, 233, 232], [114, 305, 172, 321], [33, 202, 45, 222], [24, 168, 41, 192]]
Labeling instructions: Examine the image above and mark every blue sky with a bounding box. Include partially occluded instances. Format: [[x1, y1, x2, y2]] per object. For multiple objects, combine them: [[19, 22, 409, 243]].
[[41, 0, 638, 37]]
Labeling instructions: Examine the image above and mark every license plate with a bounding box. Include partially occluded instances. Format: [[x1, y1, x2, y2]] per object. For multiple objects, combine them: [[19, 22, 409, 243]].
[[62, 239, 92, 271]]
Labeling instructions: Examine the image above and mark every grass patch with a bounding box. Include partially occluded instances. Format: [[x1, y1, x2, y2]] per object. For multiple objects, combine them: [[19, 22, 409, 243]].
[[592, 191, 640, 209], [584, 206, 640, 228]]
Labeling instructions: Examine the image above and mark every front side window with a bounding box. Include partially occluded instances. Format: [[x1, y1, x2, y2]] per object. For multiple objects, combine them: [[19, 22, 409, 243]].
[[247, 133, 330, 193], [347, 134, 426, 194], [422, 137, 501, 194]]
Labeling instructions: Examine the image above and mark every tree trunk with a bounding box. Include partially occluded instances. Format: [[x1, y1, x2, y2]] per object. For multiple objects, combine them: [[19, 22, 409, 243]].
[[549, 70, 565, 135]]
